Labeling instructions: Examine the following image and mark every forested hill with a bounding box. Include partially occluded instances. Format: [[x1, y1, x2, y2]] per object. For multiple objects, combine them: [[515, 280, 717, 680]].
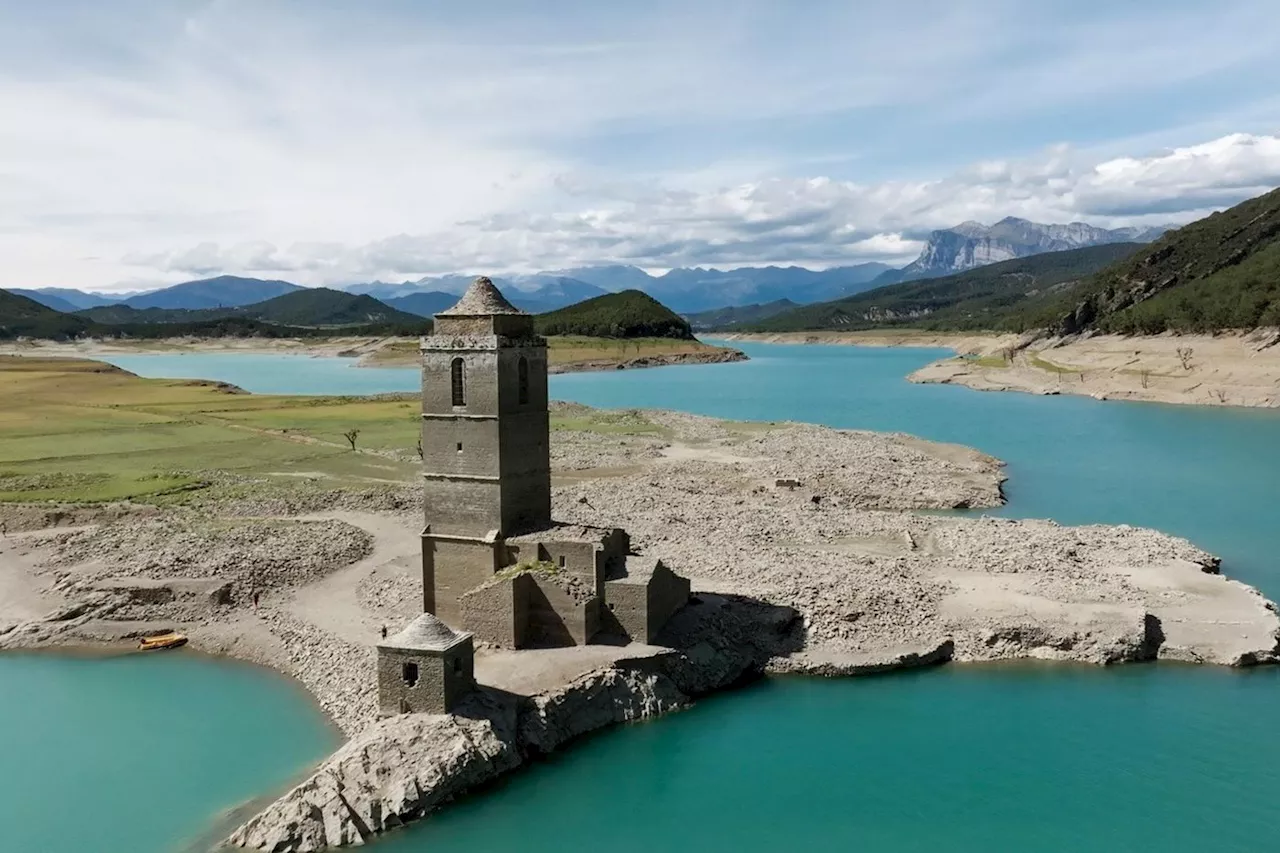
[[535, 290, 694, 339], [749, 243, 1139, 333], [0, 287, 430, 341], [1052, 186, 1280, 334], [1, 285, 693, 342], [0, 289, 93, 339], [77, 288, 425, 327], [686, 299, 800, 330]]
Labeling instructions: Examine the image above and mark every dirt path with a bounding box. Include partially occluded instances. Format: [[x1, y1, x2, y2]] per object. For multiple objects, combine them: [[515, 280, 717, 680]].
[[282, 511, 420, 647], [0, 530, 71, 626]]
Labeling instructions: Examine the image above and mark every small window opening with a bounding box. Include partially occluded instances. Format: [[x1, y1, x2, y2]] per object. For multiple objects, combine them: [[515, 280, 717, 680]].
[[608, 603, 616, 612], [517, 357, 530, 405], [401, 661, 419, 687], [558, 555, 566, 569], [450, 357, 466, 406], [456, 442, 463, 453], [452, 658, 463, 675]]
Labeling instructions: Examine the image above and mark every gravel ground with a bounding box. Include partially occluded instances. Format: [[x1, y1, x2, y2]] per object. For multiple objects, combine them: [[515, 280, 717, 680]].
[[3, 405, 1275, 742]]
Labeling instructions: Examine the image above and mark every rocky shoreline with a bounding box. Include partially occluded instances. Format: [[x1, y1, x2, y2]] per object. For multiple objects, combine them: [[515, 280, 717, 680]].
[[2, 404, 1277, 850], [546, 346, 748, 373], [721, 330, 1280, 409]]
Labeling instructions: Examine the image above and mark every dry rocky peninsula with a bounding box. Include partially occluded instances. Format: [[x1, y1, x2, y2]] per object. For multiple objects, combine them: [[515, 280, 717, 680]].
[[1, 403, 1276, 851]]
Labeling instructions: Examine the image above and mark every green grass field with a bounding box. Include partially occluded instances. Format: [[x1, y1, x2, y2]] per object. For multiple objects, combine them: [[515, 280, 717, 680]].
[[0, 356, 423, 503], [0, 355, 683, 505]]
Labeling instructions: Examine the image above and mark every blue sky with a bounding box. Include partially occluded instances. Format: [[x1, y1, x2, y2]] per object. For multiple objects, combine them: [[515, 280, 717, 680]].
[[1, 0, 1278, 291]]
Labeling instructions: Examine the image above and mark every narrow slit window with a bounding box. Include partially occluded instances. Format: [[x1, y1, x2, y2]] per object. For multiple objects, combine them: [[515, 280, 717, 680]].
[[402, 661, 419, 687], [450, 358, 465, 406], [517, 357, 529, 405], [456, 442, 463, 453], [558, 555, 566, 569]]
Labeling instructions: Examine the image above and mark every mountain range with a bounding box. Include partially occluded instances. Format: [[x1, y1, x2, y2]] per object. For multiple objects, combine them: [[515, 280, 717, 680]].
[[5, 187, 1277, 341], [745, 185, 1280, 335], [75, 287, 424, 327], [871, 218, 1167, 286], [5, 218, 1168, 317]]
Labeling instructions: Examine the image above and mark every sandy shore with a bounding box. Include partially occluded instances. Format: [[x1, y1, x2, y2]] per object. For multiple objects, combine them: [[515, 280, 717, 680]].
[[722, 329, 1280, 408]]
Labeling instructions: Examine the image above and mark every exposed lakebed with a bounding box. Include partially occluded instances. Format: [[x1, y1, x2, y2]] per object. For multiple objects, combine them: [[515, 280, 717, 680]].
[[10, 342, 1280, 851]]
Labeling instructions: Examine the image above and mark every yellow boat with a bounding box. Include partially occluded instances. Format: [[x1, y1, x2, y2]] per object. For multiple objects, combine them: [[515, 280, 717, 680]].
[[138, 632, 188, 651]]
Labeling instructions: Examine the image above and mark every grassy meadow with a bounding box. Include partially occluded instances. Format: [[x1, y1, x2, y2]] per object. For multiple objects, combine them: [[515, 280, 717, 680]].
[[0, 356, 423, 504], [0, 355, 675, 505]]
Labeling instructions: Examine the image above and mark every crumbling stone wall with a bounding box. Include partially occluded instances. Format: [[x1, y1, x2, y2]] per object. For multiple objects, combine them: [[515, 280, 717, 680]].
[[459, 575, 530, 648], [426, 537, 501, 627], [604, 560, 691, 644], [525, 575, 601, 647]]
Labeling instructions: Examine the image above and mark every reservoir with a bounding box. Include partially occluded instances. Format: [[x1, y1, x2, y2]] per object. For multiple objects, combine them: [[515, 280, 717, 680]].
[[13, 342, 1280, 851]]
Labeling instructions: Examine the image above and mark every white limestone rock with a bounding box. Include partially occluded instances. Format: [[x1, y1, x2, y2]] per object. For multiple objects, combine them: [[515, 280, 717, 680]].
[[227, 708, 521, 851]]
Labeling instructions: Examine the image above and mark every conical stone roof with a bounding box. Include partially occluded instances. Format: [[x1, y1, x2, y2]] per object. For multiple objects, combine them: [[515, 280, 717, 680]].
[[437, 276, 525, 316], [385, 613, 466, 650]]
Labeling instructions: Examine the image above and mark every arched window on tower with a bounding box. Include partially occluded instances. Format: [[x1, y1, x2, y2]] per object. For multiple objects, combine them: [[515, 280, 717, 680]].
[[450, 357, 465, 406], [517, 357, 529, 405]]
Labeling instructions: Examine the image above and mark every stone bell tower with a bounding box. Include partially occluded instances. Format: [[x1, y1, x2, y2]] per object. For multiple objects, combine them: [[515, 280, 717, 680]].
[[420, 277, 551, 625]]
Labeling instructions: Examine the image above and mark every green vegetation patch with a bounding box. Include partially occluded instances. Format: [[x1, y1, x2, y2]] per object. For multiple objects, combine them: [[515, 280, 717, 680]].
[[495, 560, 562, 581], [0, 471, 205, 504], [550, 404, 666, 436], [1057, 186, 1280, 334], [536, 290, 694, 339], [0, 356, 420, 504], [1029, 354, 1079, 375]]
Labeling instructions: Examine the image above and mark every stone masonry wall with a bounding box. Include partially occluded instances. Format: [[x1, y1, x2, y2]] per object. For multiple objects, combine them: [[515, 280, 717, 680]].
[[376, 648, 448, 715], [645, 562, 691, 641], [460, 575, 530, 648], [427, 538, 500, 628], [602, 580, 647, 642], [526, 576, 600, 646]]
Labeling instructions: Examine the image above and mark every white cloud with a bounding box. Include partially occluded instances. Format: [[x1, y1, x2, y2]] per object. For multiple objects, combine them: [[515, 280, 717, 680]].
[[0, 2, 1278, 290]]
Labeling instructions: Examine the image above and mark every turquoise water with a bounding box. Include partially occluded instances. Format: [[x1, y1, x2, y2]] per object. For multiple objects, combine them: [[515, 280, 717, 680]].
[[103, 352, 421, 396], [378, 666, 1280, 853], [80, 345, 1280, 851], [0, 652, 335, 853]]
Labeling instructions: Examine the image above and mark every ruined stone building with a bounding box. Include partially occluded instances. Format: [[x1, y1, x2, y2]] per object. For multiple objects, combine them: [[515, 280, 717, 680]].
[[377, 277, 690, 715]]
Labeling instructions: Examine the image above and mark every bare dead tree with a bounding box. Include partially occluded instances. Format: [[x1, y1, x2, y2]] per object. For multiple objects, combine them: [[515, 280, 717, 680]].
[[416, 437, 423, 459], [1176, 346, 1194, 371], [1140, 369, 1151, 389], [343, 429, 360, 451]]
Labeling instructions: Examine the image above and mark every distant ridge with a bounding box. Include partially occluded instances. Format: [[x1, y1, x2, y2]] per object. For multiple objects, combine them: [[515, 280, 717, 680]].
[[122, 275, 304, 310], [535, 290, 693, 339], [685, 299, 800, 330], [748, 244, 1142, 333], [871, 218, 1167, 287], [382, 292, 458, 318], [0, 289, 93, 339], [78, 288, 424, 327], [8, 287, 122, 311]]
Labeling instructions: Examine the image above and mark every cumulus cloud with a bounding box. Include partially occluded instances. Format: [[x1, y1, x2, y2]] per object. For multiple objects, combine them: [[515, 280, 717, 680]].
[[0, 2, 1278, 289], [136, 132, 1280, 281]]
